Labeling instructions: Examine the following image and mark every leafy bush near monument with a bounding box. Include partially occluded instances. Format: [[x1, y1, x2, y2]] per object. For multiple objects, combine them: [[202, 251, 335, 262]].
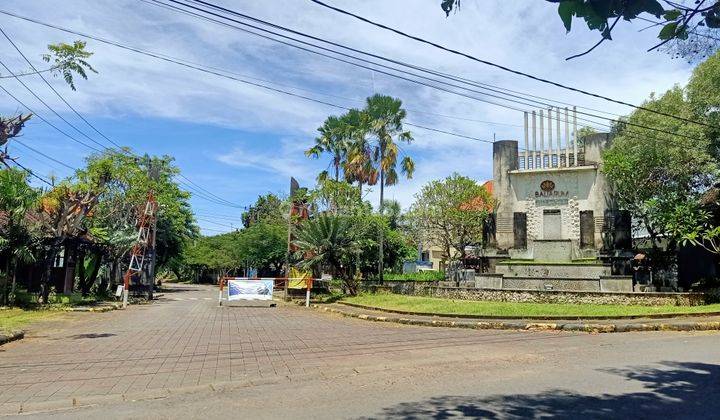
[[344, 294, 720, 318], [380, 271, 445, 282]]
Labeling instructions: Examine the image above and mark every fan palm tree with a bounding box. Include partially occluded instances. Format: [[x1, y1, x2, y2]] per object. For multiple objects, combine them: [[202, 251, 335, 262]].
[[292, 214, 359, 294], [341, 109, 378, 197], [364, 94, 415, 280], [305, 115, 348, 183]]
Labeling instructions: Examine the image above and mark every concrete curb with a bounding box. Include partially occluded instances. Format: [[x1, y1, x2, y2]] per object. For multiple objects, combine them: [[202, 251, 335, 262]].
[[337, 301, 720, 320], [64, 303, 121, 313], [0, 330, 24, 346], [309, 304, 720, 334]]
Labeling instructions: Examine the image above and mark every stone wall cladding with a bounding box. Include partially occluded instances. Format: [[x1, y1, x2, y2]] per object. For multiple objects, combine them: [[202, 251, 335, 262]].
[[363, 283, 706, 306], [568, 197, 580, 241], [502, 277, 600, 292], [495, 263, 611, 279], [525, 198, 540, 243]]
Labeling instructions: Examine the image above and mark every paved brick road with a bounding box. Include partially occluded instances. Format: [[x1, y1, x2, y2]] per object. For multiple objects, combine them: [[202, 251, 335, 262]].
[[0, 284, 573, 407]]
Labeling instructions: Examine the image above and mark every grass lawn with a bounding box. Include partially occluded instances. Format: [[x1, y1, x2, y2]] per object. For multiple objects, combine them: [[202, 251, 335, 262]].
[[342, 294, 720, 318], [0, 308, 64, 334]]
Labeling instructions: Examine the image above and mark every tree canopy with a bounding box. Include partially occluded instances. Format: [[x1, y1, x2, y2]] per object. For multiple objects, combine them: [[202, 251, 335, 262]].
[[407, 173, 495, 266], [602, 49, 720, 251], [441, 1, 720, 61]]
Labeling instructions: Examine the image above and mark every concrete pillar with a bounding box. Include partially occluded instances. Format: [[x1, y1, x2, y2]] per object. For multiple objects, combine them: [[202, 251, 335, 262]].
[[556, 107, 561, 168], [572, 106, 578, 166], [564, 107, 570, 167], [539, 110, 545, 168], [493, 140, 519, 251], [547, 108, 553, 167], [531, 111, 537, 169], [523, 112, 529, 170]]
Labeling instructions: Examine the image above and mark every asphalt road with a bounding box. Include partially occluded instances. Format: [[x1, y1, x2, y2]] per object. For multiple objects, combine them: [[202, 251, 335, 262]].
[[2, 284, 719, 419]]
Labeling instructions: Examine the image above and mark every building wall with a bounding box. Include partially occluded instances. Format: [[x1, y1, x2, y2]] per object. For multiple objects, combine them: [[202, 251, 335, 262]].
[[493, 134, 614, 254]]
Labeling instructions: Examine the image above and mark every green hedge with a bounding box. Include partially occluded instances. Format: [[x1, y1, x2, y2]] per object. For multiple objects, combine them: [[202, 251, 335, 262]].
[[381, 271, 445, 282]]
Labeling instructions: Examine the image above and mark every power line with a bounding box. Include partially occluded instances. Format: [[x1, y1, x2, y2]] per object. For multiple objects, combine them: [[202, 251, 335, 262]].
[[3, 7, 694, 151], [6, 145, 65, 177], [7, 158, 54, 187], [0, 6, 592, 134], [0, 26, 125, 150], [0, 24, 254, 213], [195, 212, 244, 221], [0, 67, 55, 79], [154, 1, 701, 141], [155, 0, 636, 134], [306, 0, 717, 130], [0, 58, 110, 152], [195, 216, 239, 229], [150, 0, 577, 120], [12, 138, 78, 171], [176, 173, 247, 208], [0, 9, 516, 144], [0, 85, 104, 152]]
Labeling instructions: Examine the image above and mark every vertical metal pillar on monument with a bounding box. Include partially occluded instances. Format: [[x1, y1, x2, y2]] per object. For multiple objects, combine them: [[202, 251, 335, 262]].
[[122, 191, 157, 308]]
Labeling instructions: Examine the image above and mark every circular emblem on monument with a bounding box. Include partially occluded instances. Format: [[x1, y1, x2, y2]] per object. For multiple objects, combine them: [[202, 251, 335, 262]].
[[540, 180, 555, 192]]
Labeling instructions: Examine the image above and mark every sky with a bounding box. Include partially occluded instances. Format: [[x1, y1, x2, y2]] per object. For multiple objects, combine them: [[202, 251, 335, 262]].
[[0, 0, 696, 235]]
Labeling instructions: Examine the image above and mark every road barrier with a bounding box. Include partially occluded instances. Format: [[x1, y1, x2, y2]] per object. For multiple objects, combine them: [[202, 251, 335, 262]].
[[218, 277, 322, 307]]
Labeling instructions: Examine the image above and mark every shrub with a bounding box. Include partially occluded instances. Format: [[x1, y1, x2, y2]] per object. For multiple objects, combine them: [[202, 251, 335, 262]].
[[381, 271, 445, 282]]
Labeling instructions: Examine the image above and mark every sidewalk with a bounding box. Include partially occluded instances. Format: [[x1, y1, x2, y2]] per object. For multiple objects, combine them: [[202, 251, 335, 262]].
[[310, 303, 720, 333]]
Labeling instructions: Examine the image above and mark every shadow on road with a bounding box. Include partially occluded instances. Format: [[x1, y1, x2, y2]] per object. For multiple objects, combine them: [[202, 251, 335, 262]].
[[70, 333, 117, 339], [157, 285, 206, 293], [364, 361, 720, 419]]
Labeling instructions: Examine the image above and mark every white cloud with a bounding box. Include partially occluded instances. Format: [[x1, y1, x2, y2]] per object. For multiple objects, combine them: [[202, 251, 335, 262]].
[[0, 0, 698, 218]]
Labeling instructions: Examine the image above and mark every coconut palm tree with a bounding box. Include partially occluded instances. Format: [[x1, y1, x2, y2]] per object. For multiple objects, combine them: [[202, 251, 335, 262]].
[[364, 94, 415, 281]]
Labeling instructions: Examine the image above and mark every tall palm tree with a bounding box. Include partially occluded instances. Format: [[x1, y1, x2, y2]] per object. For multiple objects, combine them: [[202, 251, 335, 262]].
[[305, 115, 348, 183], [340, 109, 377, 197], [364, 94, 415, 280]]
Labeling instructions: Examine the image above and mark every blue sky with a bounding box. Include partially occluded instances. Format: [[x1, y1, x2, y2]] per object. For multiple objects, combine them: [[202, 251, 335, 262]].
[[0, 0, 696, 235]]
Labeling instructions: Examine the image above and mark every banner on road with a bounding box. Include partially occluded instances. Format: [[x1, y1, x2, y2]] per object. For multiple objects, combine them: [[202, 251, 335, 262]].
[[227, 279, 274, 301]]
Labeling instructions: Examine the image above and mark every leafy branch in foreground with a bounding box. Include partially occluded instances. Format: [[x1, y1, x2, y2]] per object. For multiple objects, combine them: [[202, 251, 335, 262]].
[[42, 41, 97, 91]]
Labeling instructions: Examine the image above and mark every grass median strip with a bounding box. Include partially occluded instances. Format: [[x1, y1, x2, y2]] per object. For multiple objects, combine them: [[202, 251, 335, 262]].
[[0, 308, 63, 335], [342, 294, 720, 318]]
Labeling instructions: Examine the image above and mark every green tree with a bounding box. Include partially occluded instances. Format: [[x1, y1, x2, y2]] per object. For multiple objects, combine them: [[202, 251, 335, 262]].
[[293, 214, 359, 294], [0, 169, 39, 305], [72, 151, 196, 295], [407, 173, 495, 266], [241, 222, 287, 275], [602, 87, 719, 249], [363, 94, 414, 280], [440, 1, 720, 61], [310, 179, 362, 214], [686, 49, 720, 157], [41, 41, 97, 91], [381, 199, 402, 229], [242, 193, 284, 228]]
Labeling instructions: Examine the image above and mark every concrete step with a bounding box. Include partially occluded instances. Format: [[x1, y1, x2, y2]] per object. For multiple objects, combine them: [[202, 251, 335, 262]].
[[495, 262, 611, 279]]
